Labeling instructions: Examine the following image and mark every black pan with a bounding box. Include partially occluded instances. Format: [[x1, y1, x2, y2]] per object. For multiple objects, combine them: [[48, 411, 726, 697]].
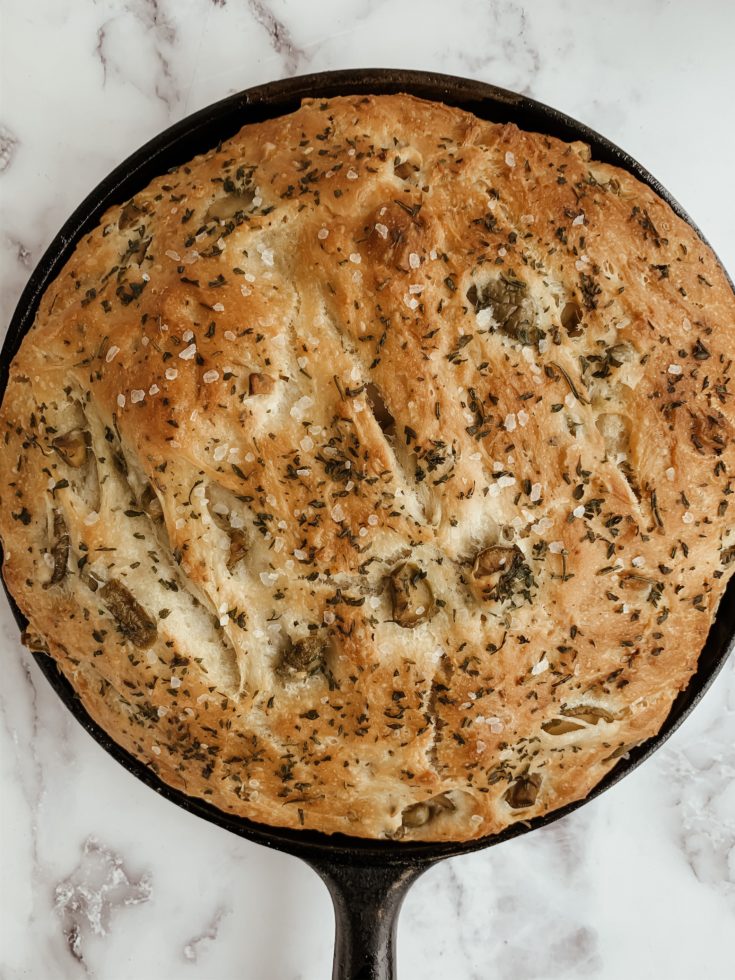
[[1, 69, 734, 980]]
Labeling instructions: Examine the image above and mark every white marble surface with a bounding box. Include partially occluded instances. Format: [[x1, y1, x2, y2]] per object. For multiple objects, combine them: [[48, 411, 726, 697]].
[[1, 1, 734, 977]]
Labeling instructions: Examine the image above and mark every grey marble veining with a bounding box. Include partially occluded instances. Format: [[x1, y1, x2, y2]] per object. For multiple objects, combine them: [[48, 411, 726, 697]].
[[1, 1, 734, 978]]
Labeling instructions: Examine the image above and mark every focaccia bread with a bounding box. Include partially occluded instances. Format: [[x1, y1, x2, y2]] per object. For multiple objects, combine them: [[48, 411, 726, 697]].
[[1, 94, 734, 841]]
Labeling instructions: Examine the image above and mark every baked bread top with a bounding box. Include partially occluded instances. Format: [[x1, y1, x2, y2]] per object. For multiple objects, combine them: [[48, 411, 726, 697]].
[[1, 94, 733, 841]]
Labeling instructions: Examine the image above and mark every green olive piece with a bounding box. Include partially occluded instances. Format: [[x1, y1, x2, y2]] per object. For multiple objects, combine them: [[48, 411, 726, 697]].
[[206, 188, 255, 221], [542, 718, 586, 735], [389, 562, 435, 628], [100, 578, 157, 649], [561, 704, 616, 725], [402, 802, 431, 828], [44, 510, 69, 589], [503, 773, 542, 809], [279, 635, 327, 679], [52, 429, 89, 468], [467, 275, 544, 346], [472, 544, 530, 600], [401, 792, 455, 830]]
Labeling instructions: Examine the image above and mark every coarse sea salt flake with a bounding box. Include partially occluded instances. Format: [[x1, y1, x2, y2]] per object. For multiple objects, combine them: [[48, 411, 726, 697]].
[[257, 245, 274, 266], [165, 367, 178, 381], [349, 252, 361, 264], [572, 505, 585, 518], [179, 343, 197, 360], [105, 345, 120, 363], [632, 555, 645, 567], [409, 252, 420, 269], [317, 227, 329, 240], [84, 511, 99, 526], [148, 384, 159, 396], [131, 389, 145, 403], [203, 370, 219, 384], [117, 393, 126, 408], [573, 213, 585, 226], [666, 467, 675, 481], [549, 541, 564, 553], [212, 302, 225, 312], [346, 169, 358, 180], [290, 395, 314, 419], [530, 483, 542, 502], [531, 657, 549, 676], [505, 151, 516, 167], [668, 363, 683, 375], [517, 410, 529, 427], [504, 413, 517, 432], [331, 503, 346, 522], [682, 511, 694, 524], [367, 514, 379, 526]]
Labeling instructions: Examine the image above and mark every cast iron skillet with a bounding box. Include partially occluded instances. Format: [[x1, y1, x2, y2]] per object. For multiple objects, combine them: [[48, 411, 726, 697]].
[[1, 69, 734, 979]]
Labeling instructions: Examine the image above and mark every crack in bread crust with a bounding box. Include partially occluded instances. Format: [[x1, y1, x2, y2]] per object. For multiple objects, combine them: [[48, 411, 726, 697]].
[[1, 94, 734, 840]]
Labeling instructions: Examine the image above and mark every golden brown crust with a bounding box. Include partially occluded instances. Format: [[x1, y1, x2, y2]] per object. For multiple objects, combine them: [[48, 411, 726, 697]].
[[1, 94, 734, 840]]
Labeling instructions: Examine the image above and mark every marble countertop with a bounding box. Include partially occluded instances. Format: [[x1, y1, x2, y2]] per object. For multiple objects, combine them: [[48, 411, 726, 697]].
[[1, 1, 734, 977]]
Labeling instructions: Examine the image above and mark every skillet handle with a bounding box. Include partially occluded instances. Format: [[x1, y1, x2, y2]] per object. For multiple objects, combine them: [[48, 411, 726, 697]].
[[304, 856, 427, 980]]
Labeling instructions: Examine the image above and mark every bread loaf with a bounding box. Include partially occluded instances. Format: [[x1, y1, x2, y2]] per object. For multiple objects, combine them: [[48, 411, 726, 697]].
[[1, 94, 733, 840]]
